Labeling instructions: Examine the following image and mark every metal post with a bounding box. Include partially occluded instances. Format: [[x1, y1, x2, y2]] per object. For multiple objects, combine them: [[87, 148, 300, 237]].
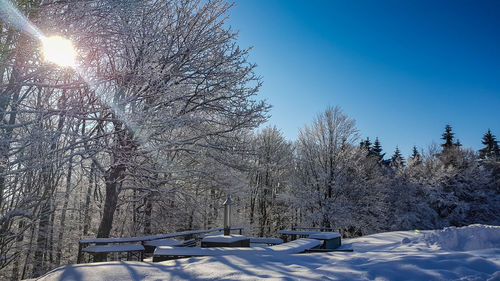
[[223, 195, 232, 236]]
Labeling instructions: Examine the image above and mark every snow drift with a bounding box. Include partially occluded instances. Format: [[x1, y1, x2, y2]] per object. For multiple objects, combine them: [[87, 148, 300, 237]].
[[423, 224, 500, 251]]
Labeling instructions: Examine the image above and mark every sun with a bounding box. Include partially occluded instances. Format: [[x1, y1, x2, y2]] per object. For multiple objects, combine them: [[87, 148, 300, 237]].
[[42, 35, 77, 67]]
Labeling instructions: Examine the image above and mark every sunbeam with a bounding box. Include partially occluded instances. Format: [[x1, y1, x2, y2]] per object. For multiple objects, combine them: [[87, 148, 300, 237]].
[[0, 0, 43, 40]]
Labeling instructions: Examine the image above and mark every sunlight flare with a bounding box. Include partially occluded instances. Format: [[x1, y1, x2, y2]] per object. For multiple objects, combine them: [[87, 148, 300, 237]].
[[42, 35, 77, 67]]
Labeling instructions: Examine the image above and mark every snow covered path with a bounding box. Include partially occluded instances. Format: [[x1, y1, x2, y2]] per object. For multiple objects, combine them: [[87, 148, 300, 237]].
[[37, 225, 500, 281]]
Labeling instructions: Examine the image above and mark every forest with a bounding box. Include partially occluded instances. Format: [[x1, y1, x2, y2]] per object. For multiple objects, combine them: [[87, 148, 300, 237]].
[[0, 0, 499, 280]]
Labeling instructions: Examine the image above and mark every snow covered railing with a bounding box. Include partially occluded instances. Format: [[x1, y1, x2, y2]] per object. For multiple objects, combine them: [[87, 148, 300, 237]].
[[77, 227, 244, 263]]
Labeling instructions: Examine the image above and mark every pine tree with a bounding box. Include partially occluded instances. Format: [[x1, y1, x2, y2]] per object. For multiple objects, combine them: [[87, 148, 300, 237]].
[[371, 137, 384, 160], [360, 137, 371, 152], [390, 146, 405, 169], [479, 129, 500, 160], [441, 124, 455, 150], [439, 125, 464, 167], [410, 146, 422, 165]]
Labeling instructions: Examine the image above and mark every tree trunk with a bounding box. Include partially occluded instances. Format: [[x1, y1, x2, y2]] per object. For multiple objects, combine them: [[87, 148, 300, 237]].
[[143, 195, 152, 235], [96, 163, 125, 239], [96, 120, 131, 241], [132, 190, 137, 235], [10, 220, 24, 281], [56, 153, 74, 266], [82, 167, 94, 236], [32, 198, 51, 277], [48, 197, 56, 266], [93, 161, 124, 262], [21, 219, 38, 280]]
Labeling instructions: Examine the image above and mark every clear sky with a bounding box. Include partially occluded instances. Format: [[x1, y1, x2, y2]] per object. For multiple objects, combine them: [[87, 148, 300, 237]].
[[228, 0, 500, 158]]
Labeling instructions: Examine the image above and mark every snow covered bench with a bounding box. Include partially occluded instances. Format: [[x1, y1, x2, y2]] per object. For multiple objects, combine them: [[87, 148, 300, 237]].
[[82, 244, 145, 262], [153, 238, 321, 262], [309, 232, 341, 249]]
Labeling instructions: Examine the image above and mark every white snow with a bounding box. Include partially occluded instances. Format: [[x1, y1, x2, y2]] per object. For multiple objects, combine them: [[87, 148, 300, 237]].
[[308, 232, 341, 239], [422, 224, 500, 251], [201, 234, 248, 243], [38, 225, 500, 281]]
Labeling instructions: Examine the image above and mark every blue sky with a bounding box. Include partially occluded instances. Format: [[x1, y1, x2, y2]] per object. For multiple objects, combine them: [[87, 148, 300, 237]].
[[228, 0, 500, 158]]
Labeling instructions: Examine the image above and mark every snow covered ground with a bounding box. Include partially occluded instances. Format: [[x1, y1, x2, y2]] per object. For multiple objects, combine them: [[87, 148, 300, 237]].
[[37, 224, 500, 281]]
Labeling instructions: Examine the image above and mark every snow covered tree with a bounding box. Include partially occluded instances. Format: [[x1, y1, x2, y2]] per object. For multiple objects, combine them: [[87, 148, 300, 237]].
[[479, 129, 500, 161], [295, 106, 360, 229], [409, 146, 422, 166], [247, 126, 293, 237], [55, 0, 270, 242], [360, 137, 371, 152], [439, 125, 463, 167], [390, 146, 405, 170]]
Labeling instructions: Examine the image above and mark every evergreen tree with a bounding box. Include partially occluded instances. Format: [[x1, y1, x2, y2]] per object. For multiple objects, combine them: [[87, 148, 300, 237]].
[[390, 146, 405, 169], [409, 146, 422, 166], [371, 137, 384, 160], [441, 124, 455, 150], [479, 129, 500, 160], [360, 137, 371, 152], [439, 125, 464, 167]]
